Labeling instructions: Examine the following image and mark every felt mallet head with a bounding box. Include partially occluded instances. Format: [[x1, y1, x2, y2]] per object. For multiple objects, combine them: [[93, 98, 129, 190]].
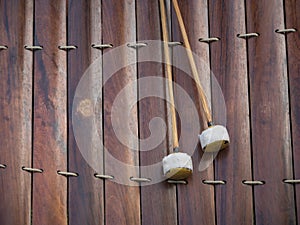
[[163, 152, 193, 180], [199, 125, 230, 152]]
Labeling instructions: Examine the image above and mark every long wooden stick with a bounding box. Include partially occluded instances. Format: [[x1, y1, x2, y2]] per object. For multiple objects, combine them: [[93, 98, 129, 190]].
[[159, 0, 179, 149], [172, 0, 213, 124]]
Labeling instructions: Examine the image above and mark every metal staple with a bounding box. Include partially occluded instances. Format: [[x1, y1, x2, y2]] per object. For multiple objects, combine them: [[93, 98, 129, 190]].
[[24, 45, 43, 50], [0, 164, 7, 169], [0, 45, 8, 50], [283, 179, 300, 184], [242, 180, 265, 185], [168, 41, 182, 47], [275, 28, 297, 34], [127, 42, 148, 49], [22, 167, 43, 173], [94, 174, 114, 180], [58, 45, 77, 50], [57, 171, 78, 177], [199, 37, 220, 43], [130, 177, 151, 182], [167, 180, 187, 184], [91, 43, 113, 49], [237, 33, 259, 39], [203, 180, 226, 185]]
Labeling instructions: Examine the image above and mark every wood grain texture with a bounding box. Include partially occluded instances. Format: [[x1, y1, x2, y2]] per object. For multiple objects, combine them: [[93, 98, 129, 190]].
[[68, 1, 104, 225], [246, 1, 296, 224], [103, 0, 140, 224], [285, 0, 300, 224], [171, 1, 215, 224], [209, 1, 254, 224], [32, 0, 67, 224], [0, 0, 33, 224], [137, 1, 177, 225]]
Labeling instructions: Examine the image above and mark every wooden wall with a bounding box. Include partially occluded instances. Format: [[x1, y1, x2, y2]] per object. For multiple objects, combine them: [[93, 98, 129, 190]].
[[0, 0, 299, 224]]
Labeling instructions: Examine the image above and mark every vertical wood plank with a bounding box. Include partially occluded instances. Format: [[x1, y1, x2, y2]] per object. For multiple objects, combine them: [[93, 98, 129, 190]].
[[209, 1, 254, 224], [0, 0, 33, 224], [32, 1, 68, 224], [137, 1, 177, 225], [285, 0, 300, 223], [171, 1, 215, 224], [68, 1, 104, 225], [246, 1, 296, 224], [103, 0, 140, 224]]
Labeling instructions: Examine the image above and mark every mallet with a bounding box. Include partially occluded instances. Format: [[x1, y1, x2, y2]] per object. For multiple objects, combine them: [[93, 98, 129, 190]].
[[172, 0, 230, 152], [160, 0, 193, 180]]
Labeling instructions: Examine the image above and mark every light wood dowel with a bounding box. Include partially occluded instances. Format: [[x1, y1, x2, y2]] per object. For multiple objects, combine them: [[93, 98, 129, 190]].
[[159, 0, 179, 149], [172, 0, 212, 124]]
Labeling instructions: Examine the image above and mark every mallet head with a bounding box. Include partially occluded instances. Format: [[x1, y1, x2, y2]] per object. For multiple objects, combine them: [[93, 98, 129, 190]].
[[199, 125, 230, 152], [162, 152, 193, 180]]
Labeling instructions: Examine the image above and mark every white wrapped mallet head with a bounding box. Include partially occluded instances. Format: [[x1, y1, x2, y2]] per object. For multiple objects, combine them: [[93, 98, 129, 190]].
[[163, 152, 193, 180], [199, 125, 230, 152]]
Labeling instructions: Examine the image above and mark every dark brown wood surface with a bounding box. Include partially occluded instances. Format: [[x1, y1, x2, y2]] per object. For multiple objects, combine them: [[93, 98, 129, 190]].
[[285, 0, 300, 224], [103, 0, 140, 224], [0, 0, 33, 224], [0, 1, 299, 224], [172, 1, 215, 224], [246, 0, 296, 224], [209, 1, 254, 224], [137, 1, 177, 225], [68, 1, 104, 225], [32, 0, 68, 224]]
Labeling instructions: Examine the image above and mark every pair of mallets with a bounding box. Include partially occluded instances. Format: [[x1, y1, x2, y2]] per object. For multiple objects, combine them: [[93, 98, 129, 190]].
[[161, 0, 230, 180]]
